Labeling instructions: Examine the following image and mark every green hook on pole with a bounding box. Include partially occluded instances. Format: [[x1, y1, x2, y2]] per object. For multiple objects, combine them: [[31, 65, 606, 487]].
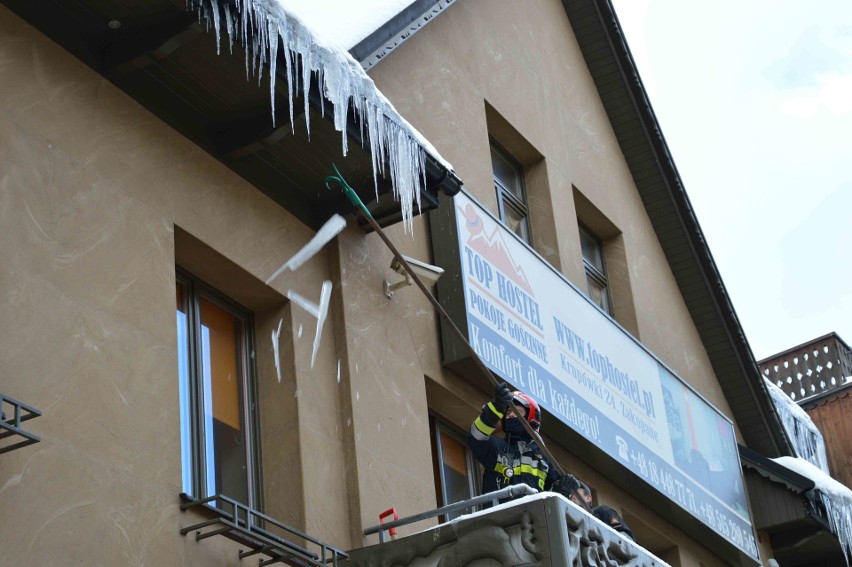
[[325, 164, 374, 220]]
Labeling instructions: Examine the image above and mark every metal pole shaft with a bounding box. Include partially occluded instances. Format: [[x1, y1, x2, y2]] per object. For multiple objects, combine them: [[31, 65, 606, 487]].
[[357, 212, 568, 479]]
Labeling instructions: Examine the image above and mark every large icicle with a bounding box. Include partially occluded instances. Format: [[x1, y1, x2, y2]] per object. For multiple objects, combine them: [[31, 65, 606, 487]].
[[764, 377, 830, 472], [265, 214, 347, 284], [773, 456, 852, 565], [192, 0, 452, 233]]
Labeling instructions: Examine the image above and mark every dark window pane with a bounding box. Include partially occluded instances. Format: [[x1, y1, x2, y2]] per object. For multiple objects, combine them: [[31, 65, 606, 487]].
[[586, 274, 610, 313], [491, 146, 523, 200], [502, 200, 529, 242], [580, 227, 604, 272]]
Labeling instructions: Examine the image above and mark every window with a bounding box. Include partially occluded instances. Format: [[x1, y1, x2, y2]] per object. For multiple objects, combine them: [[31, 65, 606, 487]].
[[579, 225, 611, 314], [430, 418, 479, 520], [176, 270, 260, 509], [490, 143, 531, 244]]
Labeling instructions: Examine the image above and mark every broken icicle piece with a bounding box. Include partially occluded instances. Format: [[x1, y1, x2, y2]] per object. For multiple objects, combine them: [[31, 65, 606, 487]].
[[286, 280, 332, 368], [192, 0, 453, 233], [266, 214, 347, 285], [271, 318, 284, 382]]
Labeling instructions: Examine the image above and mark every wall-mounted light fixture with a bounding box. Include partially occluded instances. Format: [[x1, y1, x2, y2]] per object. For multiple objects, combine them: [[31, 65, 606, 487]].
[[384, 255, 444, 300]]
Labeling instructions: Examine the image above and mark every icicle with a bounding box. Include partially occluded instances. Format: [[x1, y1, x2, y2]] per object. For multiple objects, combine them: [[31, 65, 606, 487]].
[[224, 9, 234, 53], [193, 0, 451, 233], [265, 214, 346, 284], [271, 318, 283, 383], [211, 1, 221, 55], [774, 456, 852, 565], [267, 18, 279, 126], [764, 378, 829, 472]]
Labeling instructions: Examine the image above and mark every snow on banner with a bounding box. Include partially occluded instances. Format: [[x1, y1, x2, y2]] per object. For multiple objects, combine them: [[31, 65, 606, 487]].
[[453, 192, 759, 560]]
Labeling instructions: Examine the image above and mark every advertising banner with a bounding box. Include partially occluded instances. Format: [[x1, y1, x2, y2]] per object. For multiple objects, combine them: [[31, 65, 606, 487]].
[[452, 192, 758, 560]]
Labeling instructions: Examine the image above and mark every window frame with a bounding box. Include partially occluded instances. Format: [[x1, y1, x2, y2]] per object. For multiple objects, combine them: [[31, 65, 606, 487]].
[[578, 224, 612, 315], [490, 142, 532, 245], [430, 417, 480, 521], [176, 268, 263, 511]]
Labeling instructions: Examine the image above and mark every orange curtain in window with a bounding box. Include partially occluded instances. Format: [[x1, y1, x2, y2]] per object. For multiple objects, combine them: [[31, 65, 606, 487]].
[[200, 297, 242, 431], [440, 434, 468, 475]]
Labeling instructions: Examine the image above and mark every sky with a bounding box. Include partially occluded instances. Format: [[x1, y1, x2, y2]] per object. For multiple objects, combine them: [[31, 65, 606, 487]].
[[610, 0, 852, 360]]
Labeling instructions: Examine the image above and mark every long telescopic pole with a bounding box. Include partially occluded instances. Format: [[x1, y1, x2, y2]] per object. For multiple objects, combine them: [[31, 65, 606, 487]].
[[326, 168, 593, 513]]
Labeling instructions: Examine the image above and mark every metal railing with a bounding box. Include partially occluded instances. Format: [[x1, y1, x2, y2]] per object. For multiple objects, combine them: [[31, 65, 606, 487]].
[[0, 394, 42, 454], [363, 484, 537, 543], [180, 493, 349, 567]]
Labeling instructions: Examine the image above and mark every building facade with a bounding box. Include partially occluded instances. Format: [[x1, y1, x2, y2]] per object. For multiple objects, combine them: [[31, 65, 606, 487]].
[[0, 0, 818, 565]]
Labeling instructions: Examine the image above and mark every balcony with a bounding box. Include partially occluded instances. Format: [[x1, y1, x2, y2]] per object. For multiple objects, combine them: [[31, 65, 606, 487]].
[[180, 493, 349, 567], [353, 487, 668, 567], [0, 394, 41, 455]]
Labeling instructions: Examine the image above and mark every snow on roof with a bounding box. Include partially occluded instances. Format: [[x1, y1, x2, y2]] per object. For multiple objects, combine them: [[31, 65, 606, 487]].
[[195, 0, 452, 232], [277, 0, 418, 51], [773, 456, 852, 563], [774, 457, 852, 503]]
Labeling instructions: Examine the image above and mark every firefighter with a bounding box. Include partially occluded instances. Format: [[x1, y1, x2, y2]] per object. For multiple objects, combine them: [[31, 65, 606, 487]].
[[553, 474, 593, 508], [468, 382, 558, 495], [592, 505, 635, 541]]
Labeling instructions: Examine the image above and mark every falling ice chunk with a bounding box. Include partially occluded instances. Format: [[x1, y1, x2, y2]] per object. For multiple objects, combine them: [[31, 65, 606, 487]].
[[337, 359, 341, 384], [286, 280, 332, 368], [266, 214, 346, 285], [297, 323, 303, 338], [271, 318, 284, 382]]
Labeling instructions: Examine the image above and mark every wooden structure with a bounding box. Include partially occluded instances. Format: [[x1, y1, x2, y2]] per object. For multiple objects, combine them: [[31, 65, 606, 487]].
[[740, 446, 844, 566], [799, 386, 852, 489], [759, 333, 852, 402]]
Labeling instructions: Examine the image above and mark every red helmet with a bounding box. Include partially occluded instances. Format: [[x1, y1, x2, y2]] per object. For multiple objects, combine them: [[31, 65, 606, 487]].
[[511, 392, 541, 431]]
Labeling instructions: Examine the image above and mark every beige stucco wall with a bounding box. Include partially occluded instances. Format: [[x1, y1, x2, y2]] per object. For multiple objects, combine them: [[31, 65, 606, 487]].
[[0, 4, 362, 564], [0, 0, 756, 565]]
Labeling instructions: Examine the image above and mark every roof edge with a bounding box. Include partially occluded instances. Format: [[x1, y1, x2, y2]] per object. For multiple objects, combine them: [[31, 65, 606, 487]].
[[739, 445, 815, 493], [350, 0, 457, 70]]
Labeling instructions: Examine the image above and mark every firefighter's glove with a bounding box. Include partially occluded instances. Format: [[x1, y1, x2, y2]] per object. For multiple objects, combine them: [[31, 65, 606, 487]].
[[493, 382, 513, 414], [552, 474, 580, 499]]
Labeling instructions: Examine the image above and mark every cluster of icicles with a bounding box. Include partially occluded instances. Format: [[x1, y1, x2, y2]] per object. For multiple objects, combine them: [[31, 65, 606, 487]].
[[764, 378, 829, 472], [191, 0, 433, 232], [774, 456, 852, 566], [765, 379, 852, 563]]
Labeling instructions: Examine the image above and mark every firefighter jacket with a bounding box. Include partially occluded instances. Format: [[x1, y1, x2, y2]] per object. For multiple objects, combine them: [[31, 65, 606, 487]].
[[467, 401, 558, 494]]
